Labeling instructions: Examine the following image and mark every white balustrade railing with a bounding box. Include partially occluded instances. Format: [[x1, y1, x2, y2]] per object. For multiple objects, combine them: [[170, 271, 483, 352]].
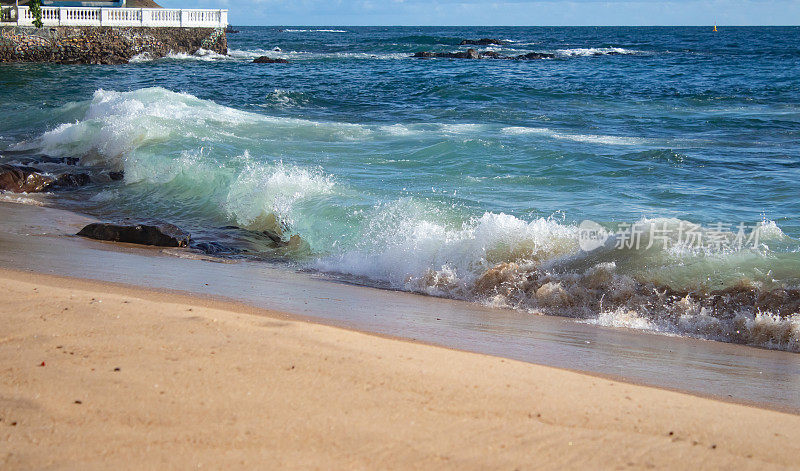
[[12, 6, 227, 28]]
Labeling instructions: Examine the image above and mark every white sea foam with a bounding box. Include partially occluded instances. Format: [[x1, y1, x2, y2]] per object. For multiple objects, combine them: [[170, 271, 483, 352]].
[[556, 47, 643, 57], [23, 87, 375, 167], [264, 88, 309, 108], [378, 124, 415, 136], [223, 153, 336, 231], [281, 29, 347, 33], [165, 48, 232, 61], [129, 48, 233, 63], [229, 48, 410, 61], [0, 193, 47, 206], [315, 208, 580, 294], [501, 126, 653, 146]]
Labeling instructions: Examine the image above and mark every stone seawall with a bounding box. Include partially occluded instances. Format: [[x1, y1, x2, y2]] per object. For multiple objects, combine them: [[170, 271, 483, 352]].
[[0, 26, 226, 64]]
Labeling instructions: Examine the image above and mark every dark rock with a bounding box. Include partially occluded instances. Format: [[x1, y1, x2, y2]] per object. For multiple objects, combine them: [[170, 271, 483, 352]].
[[460, 38, 505, 46], [225, 26, 239, 34], [413, 48, 481, 59], [53, 173, 91, 188], [262, 229, 288, 246], [465, 48, 480, 59], [192, 241, 241, 255], [480, 51, 505, 59], [215, 225, 294, 249], [0, 164, 54, 193], [413, 49, 555, 61], [515, 52, 556, 60], [253, 56, 289, 64], [77, 222, 190, 247], [108, 171, 125, 181]]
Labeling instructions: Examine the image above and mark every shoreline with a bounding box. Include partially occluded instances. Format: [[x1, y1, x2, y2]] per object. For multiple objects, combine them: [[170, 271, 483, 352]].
[[2, 266, 799, 469], [1, 200, 799, 413], [6, 266, 796, 415]]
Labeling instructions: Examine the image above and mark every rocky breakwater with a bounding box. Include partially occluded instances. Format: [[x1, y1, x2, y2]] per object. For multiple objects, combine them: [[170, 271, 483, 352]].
[[0, 26, 226, 64]]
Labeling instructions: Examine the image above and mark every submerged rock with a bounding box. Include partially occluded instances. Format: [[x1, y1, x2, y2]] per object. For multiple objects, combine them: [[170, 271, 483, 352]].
[[77, 223, 190, 247], [191, 241, 241, 255], [253, 56, 289, 64], [53, 173, 91, 188], [460, 38, 505, 46]]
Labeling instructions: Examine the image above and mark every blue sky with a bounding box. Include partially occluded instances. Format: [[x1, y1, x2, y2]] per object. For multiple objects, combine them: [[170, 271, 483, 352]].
[[162, 1, 800, 26]]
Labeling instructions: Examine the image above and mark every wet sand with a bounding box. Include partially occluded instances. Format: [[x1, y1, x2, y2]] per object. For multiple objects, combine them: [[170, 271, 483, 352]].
[[0, 201, 798, 413], [1, 267, 800, 470]]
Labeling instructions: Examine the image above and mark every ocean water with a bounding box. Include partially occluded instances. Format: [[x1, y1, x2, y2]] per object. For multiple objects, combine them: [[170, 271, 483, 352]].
[[1, 26, 799, 351]]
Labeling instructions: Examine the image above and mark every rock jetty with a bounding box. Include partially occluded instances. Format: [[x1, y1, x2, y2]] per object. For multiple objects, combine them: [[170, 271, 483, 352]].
[[0, 25, 227, 64]]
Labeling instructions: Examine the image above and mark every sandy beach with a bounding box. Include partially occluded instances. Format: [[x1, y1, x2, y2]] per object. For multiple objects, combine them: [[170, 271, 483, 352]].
[[1, 267, 798, 470]]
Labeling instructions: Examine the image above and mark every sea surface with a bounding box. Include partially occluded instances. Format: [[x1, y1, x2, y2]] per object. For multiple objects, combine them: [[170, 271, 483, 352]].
[[1, 26, 799, 351]]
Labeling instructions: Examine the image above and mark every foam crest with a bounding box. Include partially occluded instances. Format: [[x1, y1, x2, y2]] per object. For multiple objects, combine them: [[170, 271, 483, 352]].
[[28, 88, 257, 167], [22, 88, 377, 169], [316, 207, 580, 294], [224, 154, 336, 231], [501, 126, 653, 146]]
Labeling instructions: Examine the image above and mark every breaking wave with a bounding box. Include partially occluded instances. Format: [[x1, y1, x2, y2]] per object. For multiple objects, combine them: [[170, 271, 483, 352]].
[[12, 87, 800, 352]]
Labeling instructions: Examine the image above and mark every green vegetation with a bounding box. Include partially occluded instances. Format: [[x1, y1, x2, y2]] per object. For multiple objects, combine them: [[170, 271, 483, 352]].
[[29, 0, 42, 28]]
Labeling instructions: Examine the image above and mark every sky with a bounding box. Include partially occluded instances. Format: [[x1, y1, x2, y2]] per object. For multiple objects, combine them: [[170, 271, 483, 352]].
[[161, 0, 800, 26]]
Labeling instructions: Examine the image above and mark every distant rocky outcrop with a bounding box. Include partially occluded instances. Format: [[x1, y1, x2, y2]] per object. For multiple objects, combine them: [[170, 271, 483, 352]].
[[253, 56, 288, 64], [413, 48, 482, 59], [77, 222, 190, 247], [412, 49, 555, 60], [0, 164, 90, 193], [514, 52, 557, 60], [459, 38, 505, 46], [0, 25, 227, 64]]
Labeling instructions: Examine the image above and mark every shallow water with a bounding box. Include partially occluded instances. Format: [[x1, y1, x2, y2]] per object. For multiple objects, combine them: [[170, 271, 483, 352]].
[[1, 26, 799, 350]]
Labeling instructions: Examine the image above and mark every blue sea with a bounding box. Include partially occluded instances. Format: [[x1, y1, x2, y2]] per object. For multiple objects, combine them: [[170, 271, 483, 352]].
[[1, 26, 799, 350]]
